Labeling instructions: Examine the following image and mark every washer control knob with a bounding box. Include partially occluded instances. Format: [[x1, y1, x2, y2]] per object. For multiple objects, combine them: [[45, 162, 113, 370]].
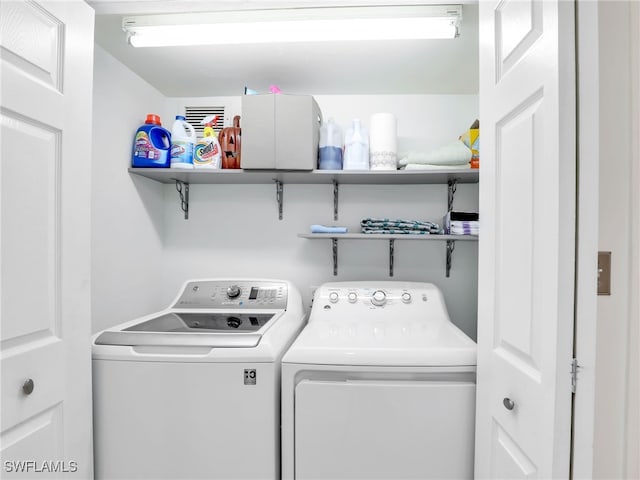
[[329, 292, 339, 303], [226, 285, 241, 298], [347, 292, 358, 303], [401, 292, 412, 304], [371, 290, 387, 306]]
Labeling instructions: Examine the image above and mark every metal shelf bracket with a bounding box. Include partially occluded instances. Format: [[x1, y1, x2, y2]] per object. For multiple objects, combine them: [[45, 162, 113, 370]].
[[275, 180, 284, 220], [332, 238, 338, 276], [445, 178, 459, 276], [446, 239, 456, 278], [448, 178, 458, 212], [333, 180, 339, 221], [174, 179, 189, 220], [389, 239, 395, 277]]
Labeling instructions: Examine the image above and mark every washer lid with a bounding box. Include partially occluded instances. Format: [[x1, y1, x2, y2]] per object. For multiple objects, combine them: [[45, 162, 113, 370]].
[[282, 318, 477, 366], [94, 312, 275, 348]]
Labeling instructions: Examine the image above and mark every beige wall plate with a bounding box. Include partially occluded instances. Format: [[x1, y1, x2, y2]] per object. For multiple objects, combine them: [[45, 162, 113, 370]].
[[598, 251, 612, 295]]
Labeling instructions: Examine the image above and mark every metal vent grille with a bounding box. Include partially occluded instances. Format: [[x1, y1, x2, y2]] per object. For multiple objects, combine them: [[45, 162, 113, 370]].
[[184, 106, 225, 136]]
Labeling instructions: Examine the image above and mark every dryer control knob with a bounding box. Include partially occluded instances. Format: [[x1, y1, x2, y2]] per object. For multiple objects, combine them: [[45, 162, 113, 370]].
[[371, 290, 387, 306], [401, 292, 412, 304], [347, 292, 358, 303], [227, 285, 241, 298], [329, 292, 339, 303]]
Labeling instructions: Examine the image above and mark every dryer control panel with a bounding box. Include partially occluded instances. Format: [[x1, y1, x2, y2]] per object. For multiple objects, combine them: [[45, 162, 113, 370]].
[[310, 281, 451, 323], [316, 282, 430, 308], [173, 280, 288, 309]]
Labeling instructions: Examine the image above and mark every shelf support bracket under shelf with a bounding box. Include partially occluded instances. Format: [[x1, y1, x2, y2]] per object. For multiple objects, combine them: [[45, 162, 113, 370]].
[[448, 178, 458, 212], [446, 239, 456, 278], [333, 180, 339, 221], [332, 238, 338, 276], [174, 179, 189, 220], [389, 239, 395, 277], [275, 180, 284, 220]]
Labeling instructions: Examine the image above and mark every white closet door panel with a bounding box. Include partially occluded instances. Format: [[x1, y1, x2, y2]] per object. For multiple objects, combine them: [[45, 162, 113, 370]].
[[1, 407, 64, 471], [0, 0, 63, 89], [1, 112, 60, 343], [1, 340, 63, 431]]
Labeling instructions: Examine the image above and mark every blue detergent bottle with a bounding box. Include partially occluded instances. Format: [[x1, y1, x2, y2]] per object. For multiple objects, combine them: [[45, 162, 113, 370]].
[[131, 114, 171, 168]]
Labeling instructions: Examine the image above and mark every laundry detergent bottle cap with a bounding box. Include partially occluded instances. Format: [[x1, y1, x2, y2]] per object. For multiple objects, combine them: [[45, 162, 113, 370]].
[[131, 113, 171, 168], [193, 114, 222, 169], [318, 118, 343, 170], [170, 115, 197, 169], [145, 114, 162, 125]]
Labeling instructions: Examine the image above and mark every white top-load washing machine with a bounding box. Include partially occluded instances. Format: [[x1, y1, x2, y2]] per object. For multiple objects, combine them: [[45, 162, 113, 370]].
[[281, 281, 477, 480], [92, 279, 306, 480]]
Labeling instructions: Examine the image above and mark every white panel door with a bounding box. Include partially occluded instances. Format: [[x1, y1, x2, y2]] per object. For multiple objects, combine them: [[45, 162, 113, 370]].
[[475, 0, 576, 478], [0, 1, 94, 478]]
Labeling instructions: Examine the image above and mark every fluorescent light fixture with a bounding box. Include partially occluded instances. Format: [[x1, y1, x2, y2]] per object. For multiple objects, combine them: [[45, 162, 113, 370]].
[[122, 5, 462, 47]]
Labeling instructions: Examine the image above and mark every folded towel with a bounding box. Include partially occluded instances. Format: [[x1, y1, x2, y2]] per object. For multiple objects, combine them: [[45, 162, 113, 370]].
[[443, 211, 479, 235], [398, 140, 472, 167], [401, 163, 471, 171], [360, 218, 442, 235], [310, 225, 348, 234], [450, 221, 479, 235], [361, 228, 432, 235]]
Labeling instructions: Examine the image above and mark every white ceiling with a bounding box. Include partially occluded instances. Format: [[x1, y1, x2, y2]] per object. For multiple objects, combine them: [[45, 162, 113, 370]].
[[91, 1, 478, 97]]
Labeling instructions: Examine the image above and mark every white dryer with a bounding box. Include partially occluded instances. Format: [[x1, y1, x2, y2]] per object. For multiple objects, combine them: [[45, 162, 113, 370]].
[[92, 279, 306, 480], [281, 281, 477, 480]]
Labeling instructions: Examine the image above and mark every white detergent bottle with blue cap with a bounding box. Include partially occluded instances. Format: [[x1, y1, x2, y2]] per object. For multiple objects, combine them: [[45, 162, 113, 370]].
[[170, 115, 196, 169]]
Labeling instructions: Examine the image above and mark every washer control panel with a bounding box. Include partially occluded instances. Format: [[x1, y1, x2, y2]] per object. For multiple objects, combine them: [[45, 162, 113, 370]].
[[173, 280, 288, 309]]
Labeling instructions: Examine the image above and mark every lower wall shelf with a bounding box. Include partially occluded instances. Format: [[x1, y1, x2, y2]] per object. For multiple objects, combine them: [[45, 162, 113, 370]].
[[298, 233, 479, 277]]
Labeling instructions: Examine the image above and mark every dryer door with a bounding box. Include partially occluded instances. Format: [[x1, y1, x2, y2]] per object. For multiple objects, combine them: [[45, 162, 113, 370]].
[[294, 378, 475, 479]]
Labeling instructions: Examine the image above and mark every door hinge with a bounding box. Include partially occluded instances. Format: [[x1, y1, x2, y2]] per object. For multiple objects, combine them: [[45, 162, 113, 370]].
[[571, 358, 580, 393]]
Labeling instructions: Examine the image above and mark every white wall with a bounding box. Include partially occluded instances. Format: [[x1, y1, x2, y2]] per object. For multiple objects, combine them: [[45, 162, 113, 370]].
[[593, 2, 634, 478], [91, 46, 167, 333], [626, 2, 640, 477]]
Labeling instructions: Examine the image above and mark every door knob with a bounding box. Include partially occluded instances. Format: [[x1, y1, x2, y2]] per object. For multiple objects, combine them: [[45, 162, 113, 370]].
[[22, 378, 34, 395], [503, 397, 515, 411]]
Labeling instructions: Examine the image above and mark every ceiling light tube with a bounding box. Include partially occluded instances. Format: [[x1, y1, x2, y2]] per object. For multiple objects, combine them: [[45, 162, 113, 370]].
[[122, 5, 462, 47]]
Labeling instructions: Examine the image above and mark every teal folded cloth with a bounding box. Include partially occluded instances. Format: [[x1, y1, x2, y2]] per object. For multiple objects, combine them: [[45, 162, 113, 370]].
[[311, 225, 348, 234], [360, 218, 442, 235]]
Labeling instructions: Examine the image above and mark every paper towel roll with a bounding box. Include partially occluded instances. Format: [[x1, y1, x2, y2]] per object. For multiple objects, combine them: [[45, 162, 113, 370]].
[[369, 113, 397, 170]]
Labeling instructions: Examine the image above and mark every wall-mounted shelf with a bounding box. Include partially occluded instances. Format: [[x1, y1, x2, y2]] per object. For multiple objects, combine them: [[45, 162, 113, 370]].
[[128, 168, 479, 185], [298, 233, 479, 277], [128, 168, 479, 220]]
